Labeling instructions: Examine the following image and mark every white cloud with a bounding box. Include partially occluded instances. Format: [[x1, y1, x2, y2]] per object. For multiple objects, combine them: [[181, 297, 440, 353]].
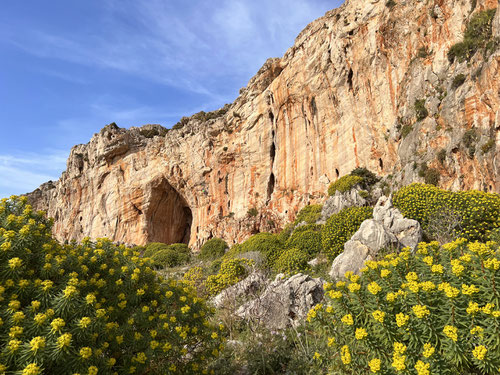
[[0, 151, 67, 197]]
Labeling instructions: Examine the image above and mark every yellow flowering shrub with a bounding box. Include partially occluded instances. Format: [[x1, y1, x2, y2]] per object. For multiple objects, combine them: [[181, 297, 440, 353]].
[[393, 183, 500, 241], [273, 247, 310, 274], [0, 196, 222, 374], [308, 239, 500, 374], [205, 258, 254, 296], [285, 229, 322, 258], [328, 175, 364, 196], [321, 207, 373, 260], [294, 204, 323, 224]]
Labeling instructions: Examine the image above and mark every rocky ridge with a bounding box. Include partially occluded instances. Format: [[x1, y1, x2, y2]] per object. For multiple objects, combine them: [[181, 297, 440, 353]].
[[29, 0, 500, 248]]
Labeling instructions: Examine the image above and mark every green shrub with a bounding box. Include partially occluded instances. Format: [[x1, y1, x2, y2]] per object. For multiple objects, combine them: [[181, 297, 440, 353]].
[[328, 175, 364, 196], [0, 196, 222, 374], [437, 149, 447, 164], [205, 258, 254, 296], [150, 244, 191, 268], [423, 167, 440, 186], [481, 138, 495, 154], [247, 208, 259, 217], [239, 233, 284, 268], [393, 183, 500, 241], [452, 73, 466, 89], [414, 99, 428, 121], [276, 223, 295, 244], [292, 223, 323, 235], [463, 128, 479, 158], [143, 242, 169, 258], [447, 9, 497, 62], [417, 46, 428, 58], [308, 240, 500, 374], [274, 248, 310, 274], [199, 238, 228, 260], [295, 204, 323, 224], [350, 167, 380, 189], [222, 243, 244, 260], [385, 0, 396, 8], [285, 230, 322, 258], [321, 207, 373, 261], [400, 124, 413, 138]]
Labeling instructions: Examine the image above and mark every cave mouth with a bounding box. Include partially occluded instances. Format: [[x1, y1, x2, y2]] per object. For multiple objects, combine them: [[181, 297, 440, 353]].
[[146, 179, 192, 245]]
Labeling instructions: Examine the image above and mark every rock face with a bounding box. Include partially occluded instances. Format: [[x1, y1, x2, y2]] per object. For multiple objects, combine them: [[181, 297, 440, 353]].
[[212, 271, 268, 309], [28, 0, 499, 248], [329, 195, 422, 279], [319, 189, 367, 222], [236, 273, 324, 330]]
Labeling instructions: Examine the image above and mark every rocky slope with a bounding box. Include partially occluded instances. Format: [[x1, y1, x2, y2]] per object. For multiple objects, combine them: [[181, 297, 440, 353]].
[[29, 0, 500, 248]]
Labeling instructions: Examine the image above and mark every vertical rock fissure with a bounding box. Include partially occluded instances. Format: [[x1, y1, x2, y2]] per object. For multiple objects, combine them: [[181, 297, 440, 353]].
[[267, 130, 277, 203]]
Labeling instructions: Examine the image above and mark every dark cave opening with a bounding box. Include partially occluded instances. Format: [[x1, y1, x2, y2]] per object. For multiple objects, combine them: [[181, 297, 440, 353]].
[[146, 179, 192, 245]]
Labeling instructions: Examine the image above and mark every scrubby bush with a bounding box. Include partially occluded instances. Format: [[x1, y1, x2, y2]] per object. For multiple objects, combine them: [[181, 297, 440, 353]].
[[222, 243, 244, 260], [0, 196, 222, 374], [448, 9, 497, 63], [414, 99, 428, 121], [328, 175, 364, 196], [437, 148, 447, 164], [285, 230, 322, 258], [481, 138, 495, 154], [350, 167, 380, 189], [274, 248, 310, 274], [463, 128, 479, 158], [400, 124, 413, 138], [295, 204, 322, 224], [239, 233, 284, 268], [423, 167, 440, 186], [143, 242, 169, 258], [205, 258, 254, 296], [199, 238, 228, 260], [393, 183, 500, 241], [276, 223, 295, 244], [452, 73, 466, 89], [321, 207, 373, 261], [308, 240, 500, 374], [247, 208, 258, 217], [150, 244, 191, 268]]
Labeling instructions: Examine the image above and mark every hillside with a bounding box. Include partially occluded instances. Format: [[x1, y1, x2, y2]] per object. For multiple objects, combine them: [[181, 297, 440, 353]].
[[28, 0, 499, 248]]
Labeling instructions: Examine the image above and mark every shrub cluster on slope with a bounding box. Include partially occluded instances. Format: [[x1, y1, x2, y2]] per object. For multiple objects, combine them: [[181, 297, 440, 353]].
[[0, 196, 222, 374], [143, 242, 191, 268], [199, 238, 228, 260], [308, 239, 500, 374], [393, 183, 500, 241]]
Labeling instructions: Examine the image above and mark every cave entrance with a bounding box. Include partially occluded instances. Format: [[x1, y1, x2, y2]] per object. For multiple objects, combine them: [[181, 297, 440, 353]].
[[146, 179, 192, 245]]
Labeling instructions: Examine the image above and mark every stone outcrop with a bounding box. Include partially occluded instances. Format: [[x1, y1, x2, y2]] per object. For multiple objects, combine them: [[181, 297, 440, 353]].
[[28, 0, 499, 248], [329, 195, 422, 279], [236, 273, 324, 330], [319, 189, 367, 222], [212, 271, 268, 309]]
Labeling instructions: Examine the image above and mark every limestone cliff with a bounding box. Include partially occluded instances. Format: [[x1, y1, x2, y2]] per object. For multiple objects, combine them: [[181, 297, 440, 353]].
[[29, 0, 500, 248]]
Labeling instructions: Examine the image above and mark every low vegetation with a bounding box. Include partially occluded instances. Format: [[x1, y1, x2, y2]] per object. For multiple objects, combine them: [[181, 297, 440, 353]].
[[448, 8, 497, 63]]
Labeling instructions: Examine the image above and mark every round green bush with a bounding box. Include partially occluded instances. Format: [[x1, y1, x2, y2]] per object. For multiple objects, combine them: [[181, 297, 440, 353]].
[[285, 230, 322, 258], [350, 167, 380, 189], [328, 175, 364, 196], [295, 204, 323, 224], [0, 196, 222, 374], [321, 206, 373, 261], [143, 242, 169, 258], [239, 233, 284, 268], [274, 248, 309, 274], [292, 223, 323, 235], [199, 238, 228, 260], [393, 183, 500, 241], [150, 245, 191, 268], [308, 239, 500, 374]]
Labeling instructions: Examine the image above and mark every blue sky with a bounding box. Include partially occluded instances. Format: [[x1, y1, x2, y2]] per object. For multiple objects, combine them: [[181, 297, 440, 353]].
[[0, 0, 343, 198]]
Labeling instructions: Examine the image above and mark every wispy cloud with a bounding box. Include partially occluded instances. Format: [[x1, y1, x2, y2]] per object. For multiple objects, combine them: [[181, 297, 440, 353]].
[[1, 0, 338, 96], [0, 151, 67, 197]]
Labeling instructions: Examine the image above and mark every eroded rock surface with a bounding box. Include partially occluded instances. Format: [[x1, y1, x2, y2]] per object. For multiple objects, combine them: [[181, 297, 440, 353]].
[[329, 195, 422, 279], [236, 273, 324, 330], [28, 0, 499, 248]]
